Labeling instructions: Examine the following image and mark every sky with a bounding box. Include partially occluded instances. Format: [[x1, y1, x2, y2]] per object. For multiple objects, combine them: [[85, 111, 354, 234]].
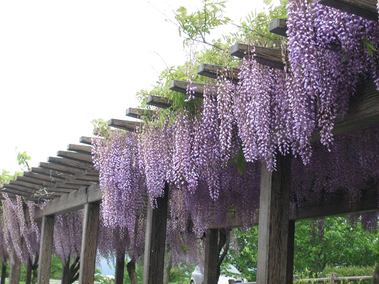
[[0, 0, 281, 174], [0, 0, 279, 275]]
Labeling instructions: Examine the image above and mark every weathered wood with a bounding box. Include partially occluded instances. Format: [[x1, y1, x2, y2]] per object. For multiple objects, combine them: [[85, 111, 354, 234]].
[[48, 157, 95, 172], [16, 175, 56, 188], [1, 185, 33, 197], [79, 203, 100, 284], [257, 154, 291, 284], [57, 151, 93, 163], [79, 136, 94, 145], [115, 253, 125, 284], [197, 63, 239, 83], [319, 0, 377, 21], [34, 185, 101, 220], [269, 18, 288, 37], [38, 215, 54, 284], [73, 174, 99, 182], [203, 229, 219, 284], [1, 262, 6, 284], [67, 144, 93, 154], [39, 161, 88, 175], [108, 119, 142, 132], [24, 171, 66, 183], [230, 44, 284, 69], [9, 251, 21, 284], [31, 166, 76, 180], [146, 95, 172, 109], [143, 183, 169, 284], [126, 108, 156, 119], [169, 80, 212, 98]]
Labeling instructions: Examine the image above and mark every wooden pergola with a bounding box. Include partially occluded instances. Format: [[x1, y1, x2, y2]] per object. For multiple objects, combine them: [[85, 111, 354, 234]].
[[1, 1, 379, 283]]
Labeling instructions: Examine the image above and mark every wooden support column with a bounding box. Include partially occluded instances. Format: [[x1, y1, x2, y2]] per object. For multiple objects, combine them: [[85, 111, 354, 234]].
[[115, 253, 125, 284], [143, 182, 169, 284], [9, 251, 21, 284], [257, 154, 291, 284], [38, 215, 55, 284], [79, 203, 100, 284], [203, 229, 219, 284], [1, 262, 6, 284]]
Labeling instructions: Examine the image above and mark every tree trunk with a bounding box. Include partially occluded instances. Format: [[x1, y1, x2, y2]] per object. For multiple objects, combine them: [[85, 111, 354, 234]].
[[1, 261, 6, 284], [26, 257, 32, 284], [31, 254, 39, 284], [61, 256, 70, 284], [115, 253, 125, 284], [163, 254, 172, 284], [127, 260, 139, 284], [373, 265, 379, 284]]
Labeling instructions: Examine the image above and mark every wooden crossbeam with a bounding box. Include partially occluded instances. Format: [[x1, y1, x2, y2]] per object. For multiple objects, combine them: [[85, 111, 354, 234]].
[[126, 108, 156, 119], [197, 63, 239, 83], [16, 176, 56, 188], [31, 167, 76, 181], [319, 0, 378, 21], [67, 144, 93, 155], [146, 95, 172, 109], [73, 175, 99, 182], [24, 171, 66, 183], [108, 119, 142, 132], [269, 18, 287, 37], [230, 43, 284, 69], [10, 179, 73, 194], [169, 80, 210, 98], [40, 162, 89, 176]]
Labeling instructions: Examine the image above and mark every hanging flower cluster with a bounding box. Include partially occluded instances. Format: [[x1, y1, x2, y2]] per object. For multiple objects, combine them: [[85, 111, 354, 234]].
[[2, 194, 40, 264]]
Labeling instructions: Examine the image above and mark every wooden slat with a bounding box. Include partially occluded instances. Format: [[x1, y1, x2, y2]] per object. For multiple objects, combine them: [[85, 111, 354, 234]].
[[47, 157, 96, 172], [319, 0, 378, 21], [67, 144, 93, 154], [24, 171, 66, 183], [257, 155, 292, 283], [16, 176, 56, 189], [197, 63, 240, 83], [0, 187, 30, 197], [146, 95, 172, 109], [108, 119, 142, 132], [79, 203, 100, 284], [169, 80, 211, 98], [32, 167, 76, 180], [73, 175, 99, 182], [58, 151, 93, 163], [269, 18, 288, 37], [80, 136, 95, 145], [230, 43, 284, 69], [126, 108, 156, 119], [37, 215, 54, 284]]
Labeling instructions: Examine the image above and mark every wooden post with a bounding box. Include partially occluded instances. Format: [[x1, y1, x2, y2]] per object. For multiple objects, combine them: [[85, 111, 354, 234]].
[[115, 253, 125, 284], [256, 154, 291, 284], [79, 203, 100, 284], [9, 252, 21, 284], [330, 272, 338, 284], [37, 215, 55, 284], [143, 182, 169, 284], [1, 261, 6, 284], [203, 229, 219, 284]]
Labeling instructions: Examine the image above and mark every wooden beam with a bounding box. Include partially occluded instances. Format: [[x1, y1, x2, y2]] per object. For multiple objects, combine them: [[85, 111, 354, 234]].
[[39, 162, 88, 176], [34, 185, 101, 219], [257, 155, 291, 284], [230, 44, 285, 70], [79, 203, 100, 284], [126, 108, 156, 119], [169, 80, 211, 98], [143, 183, 169, 284], [203, 229, 219, 284], [80, 136, 94, 145], [48, 157, 95, 172], [67, 144, 93, 155], [16, 176, 56, 188], [32, 166, 76, 180], [146, 95, 172, 109], [24, 171, 66, 183], [269, 18, 287, 37], [57, 151, 93, 163], [37, 215, 54, 284], [197, 63, 239, 83], [108, 119, 142, 132], [319, 0, 378, 21], [73, 174, 99, 182]]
